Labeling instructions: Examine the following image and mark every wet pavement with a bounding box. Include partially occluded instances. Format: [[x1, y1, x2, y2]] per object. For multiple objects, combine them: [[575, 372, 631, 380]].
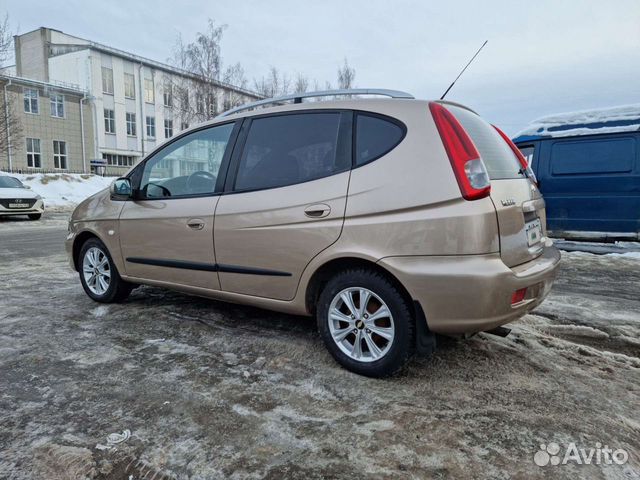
[[1, 214, 639, 479]]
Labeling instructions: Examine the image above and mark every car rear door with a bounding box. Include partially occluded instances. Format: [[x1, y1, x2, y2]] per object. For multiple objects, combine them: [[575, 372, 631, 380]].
[[118, 121, 238, 290], [213, 111, 352, 300], [447, 105, 545, 267]]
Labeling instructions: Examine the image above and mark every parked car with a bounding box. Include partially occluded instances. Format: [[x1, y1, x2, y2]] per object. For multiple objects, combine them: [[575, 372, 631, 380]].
[[66, 89, 560, 377], [513, 105, 640, 238], [0, 176, 44, 220]]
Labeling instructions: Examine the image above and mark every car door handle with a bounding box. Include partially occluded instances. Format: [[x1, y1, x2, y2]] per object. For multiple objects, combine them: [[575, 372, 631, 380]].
[[304, 204, 331, 218], [187, 219, 205, 230]]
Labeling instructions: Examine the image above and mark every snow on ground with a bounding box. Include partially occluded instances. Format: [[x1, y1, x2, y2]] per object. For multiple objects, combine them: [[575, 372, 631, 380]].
[[0, 171, 112, 209], [514, 103, 640, 139]]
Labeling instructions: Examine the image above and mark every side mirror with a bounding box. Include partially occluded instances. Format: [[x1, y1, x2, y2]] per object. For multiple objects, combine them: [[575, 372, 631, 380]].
[[110, 177, 132, 200], [24, 185, 32, 189]]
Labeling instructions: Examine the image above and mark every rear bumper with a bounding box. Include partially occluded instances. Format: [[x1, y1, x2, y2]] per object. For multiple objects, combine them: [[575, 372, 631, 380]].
[[0, 199, 45, 216], [378, 240, 561, 334]]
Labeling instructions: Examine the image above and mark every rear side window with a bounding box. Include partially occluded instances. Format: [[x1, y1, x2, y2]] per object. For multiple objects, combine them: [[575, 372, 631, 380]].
[[519, 145, 535, 165], [355, 114, 405, 165], [448, 105, 524, 180], [550, 138, 635, 175], [235, 113, 346, 191]]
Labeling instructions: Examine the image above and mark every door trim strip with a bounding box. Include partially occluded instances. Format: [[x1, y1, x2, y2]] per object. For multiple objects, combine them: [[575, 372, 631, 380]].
[[126, 257, 292, 277]]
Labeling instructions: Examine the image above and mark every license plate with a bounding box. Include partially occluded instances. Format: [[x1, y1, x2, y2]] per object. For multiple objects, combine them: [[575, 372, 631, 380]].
[[525, 219, 542, 247], [8, 203, 29, 208]]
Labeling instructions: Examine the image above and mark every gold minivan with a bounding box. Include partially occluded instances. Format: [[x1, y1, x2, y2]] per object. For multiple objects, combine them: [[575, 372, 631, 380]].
[[66, 89, 560, 377]]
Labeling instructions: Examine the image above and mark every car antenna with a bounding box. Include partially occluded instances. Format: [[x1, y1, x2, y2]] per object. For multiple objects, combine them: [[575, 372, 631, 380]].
[[440, 40, 488, 100]]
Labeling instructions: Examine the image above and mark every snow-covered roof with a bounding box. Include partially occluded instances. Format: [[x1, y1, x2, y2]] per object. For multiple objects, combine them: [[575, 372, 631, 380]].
[[513, 104, 640, 142]]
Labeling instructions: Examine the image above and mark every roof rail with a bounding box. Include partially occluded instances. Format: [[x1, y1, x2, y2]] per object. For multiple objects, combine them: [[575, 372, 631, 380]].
[[219, 88, 414, 117]]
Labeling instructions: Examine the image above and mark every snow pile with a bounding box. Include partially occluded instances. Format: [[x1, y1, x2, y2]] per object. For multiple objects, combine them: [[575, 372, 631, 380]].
[[514, 103, 640, 139], [0, 171, 112, 209]]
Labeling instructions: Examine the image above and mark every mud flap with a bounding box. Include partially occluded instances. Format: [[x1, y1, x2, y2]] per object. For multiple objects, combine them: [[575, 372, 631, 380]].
[[414, 301, 436, 356]]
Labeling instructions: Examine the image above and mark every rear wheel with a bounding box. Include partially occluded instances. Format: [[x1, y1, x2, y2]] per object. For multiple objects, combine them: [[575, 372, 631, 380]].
[[317, 269, 415, 377], [28, 213, 41, 220], [78, 238, 133, 303]]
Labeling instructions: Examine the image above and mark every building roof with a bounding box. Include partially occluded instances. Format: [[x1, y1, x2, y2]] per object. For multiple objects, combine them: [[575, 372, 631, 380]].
[[19, 27, 262, 100], [513, 103, 640, 143], [0, 73, 88, 95]]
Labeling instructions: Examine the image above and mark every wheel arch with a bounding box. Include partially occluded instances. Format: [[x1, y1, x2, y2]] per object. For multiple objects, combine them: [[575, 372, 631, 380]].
[[71, 230, 101, 271], [305, 257, 413, 316]]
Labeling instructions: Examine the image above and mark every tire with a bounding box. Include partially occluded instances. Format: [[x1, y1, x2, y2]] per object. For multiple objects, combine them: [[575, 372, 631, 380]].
[[28, 214, 42, 220], [78, 237, 133, 303], [317, 269, 415, 377]]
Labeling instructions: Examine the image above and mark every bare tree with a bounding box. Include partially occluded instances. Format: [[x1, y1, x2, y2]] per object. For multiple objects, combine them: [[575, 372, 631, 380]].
[[168, 20, 230, 124], [222, 62, 248, 110], [253, 67, 290, 98], [337, 58, 356, 89], [293, 74, 309, 94], [0, 14, 22, 164]]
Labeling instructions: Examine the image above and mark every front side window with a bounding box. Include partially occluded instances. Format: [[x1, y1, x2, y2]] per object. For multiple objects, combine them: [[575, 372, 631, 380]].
[[53, 140, 67, 169], [124, 73, 136, 99], [26, 138, 41, 168], [24, 88, 39, 114], [164, 119, 173, 138], [50, 94, 64, 118], [146, 116, 156, 138], [102, 67, 114, 94], [139, 123, 235, 198], [234, 113, 345, 191], [126, 112, 137, 136], [355, 114, 405, 165], [144, 78, 154, 103], [104, 109, 115, 134]]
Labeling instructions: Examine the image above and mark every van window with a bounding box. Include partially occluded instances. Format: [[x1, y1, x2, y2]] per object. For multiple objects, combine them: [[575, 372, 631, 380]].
[[448, 105, 524, 180], [550, 138, 635, 175], [235, 113, 345, 191], [140, 122, 234, 198], [519, 145, 535, 165], [355, 114, 404, 165]]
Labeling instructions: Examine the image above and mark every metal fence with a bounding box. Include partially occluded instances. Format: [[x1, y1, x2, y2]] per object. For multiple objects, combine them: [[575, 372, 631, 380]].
[[2, 168, 122, 177]]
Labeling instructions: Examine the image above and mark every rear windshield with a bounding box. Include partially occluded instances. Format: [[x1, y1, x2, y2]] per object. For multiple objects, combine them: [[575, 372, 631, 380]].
[[447, 105, 524, 180]]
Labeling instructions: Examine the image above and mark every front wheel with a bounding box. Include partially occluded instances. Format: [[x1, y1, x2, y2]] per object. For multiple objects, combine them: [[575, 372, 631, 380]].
[[317, 269, 415, 377], [78, 238, 133, 303]]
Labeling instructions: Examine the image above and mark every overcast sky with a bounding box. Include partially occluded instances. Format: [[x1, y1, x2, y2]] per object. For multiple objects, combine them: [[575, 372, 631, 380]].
[[4, 0, 640, 134]]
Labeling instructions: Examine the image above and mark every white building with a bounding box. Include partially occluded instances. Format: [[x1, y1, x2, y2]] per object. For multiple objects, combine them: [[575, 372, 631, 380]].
[[14, 27, 261, 174]]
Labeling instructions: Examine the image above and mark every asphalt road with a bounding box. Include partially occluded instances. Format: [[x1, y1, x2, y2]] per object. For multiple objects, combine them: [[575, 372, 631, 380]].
[[1, 214, 639, 479]]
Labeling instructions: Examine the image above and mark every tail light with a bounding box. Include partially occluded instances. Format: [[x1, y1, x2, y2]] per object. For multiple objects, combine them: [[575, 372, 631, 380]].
[[511, 287, 527, 305], [429, 102, 491, 200], [493, 125, 538, 184]]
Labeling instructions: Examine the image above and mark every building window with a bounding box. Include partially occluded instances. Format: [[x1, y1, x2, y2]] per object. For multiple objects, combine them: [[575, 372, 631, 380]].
[[126, 112, 137, 136], [50, 94, 64, 118], [124, 73, 136, 99], [144, 78, 154, 103], [207, 93, 216, 116], [102, 67, 114, 94], [164, 119, 173, 138], [23, 88, 39, 114], [181, 122, 189, 131], [104, 109, 115, 134], [26, 138, 41, 168], [102, 153, 135, 167], [163, 85, 172, 107], [53, 140, 67, 169], [146, 116, 156, 138], [196, 93, 204, 114]]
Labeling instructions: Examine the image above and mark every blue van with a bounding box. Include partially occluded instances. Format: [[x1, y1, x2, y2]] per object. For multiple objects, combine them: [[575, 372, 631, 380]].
[[513, 106, 640, 239]]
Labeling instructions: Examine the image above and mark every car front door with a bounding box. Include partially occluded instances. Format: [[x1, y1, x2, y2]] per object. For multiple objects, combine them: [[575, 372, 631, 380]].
[[214, 111, 352, 300], [118, 121, 238, 290]]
